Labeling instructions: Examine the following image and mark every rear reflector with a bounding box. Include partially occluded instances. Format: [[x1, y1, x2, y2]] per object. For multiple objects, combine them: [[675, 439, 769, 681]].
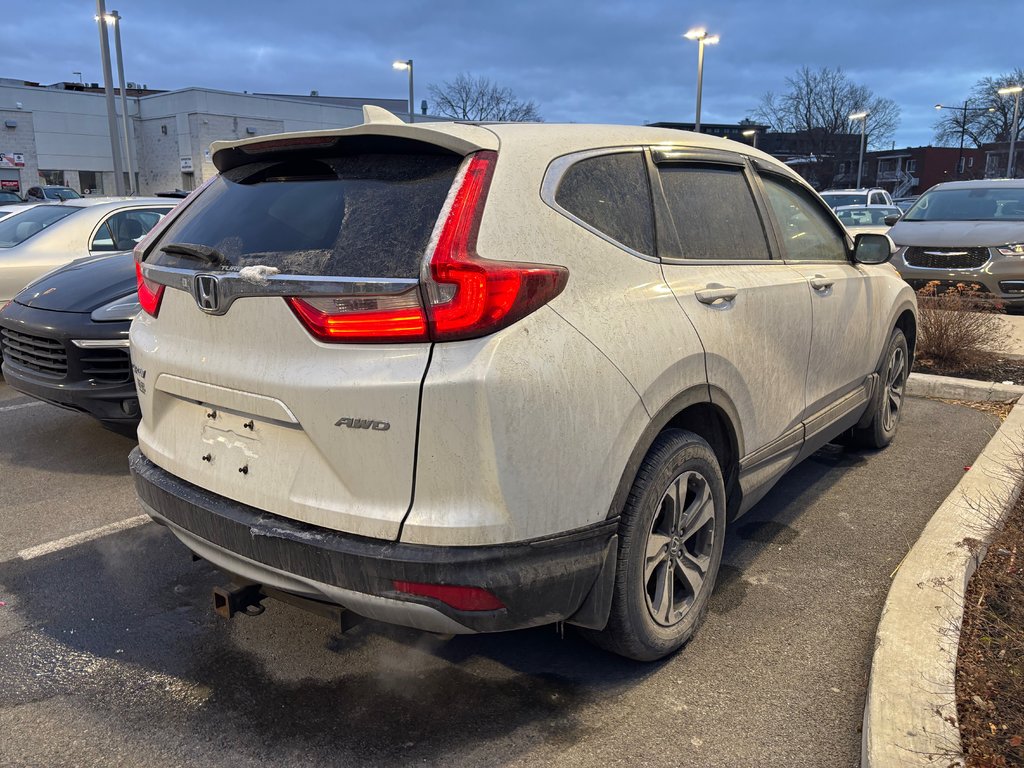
[[392, 580, 505, 612], [287, 289, 428, 343], [135, 261, 164, 317]]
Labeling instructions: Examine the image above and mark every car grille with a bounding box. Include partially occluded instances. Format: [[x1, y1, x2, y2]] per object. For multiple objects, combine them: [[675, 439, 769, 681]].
[[1, 328, 68, 379], [80, 348, 132, 384], [903, 246, 990, 269]]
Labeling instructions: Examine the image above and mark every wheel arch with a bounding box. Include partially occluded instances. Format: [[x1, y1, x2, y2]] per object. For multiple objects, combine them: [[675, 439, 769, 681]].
[[607, 386, 743, 522]]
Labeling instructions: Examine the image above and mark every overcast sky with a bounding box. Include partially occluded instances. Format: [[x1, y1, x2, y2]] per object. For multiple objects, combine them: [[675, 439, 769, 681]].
[[2, 0, 1018, 147]]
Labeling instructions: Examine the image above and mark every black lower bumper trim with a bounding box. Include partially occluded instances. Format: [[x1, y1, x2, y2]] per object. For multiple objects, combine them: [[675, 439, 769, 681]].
[[129, 448, 617, 632]]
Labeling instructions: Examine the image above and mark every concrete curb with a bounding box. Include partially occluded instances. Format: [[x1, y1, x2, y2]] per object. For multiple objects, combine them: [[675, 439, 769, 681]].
[[906, 372, 1024, 403], [861, 399, 1024, 766]]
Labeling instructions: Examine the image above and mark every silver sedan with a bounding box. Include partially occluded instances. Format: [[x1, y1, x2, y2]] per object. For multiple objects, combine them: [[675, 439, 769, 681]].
[[0, 197, 176, 302]]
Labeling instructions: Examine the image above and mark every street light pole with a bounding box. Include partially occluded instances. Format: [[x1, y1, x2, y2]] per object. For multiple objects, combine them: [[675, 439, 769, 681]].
[[934, 100, 995, 179], [392, 59, 414, 123], [741, 128, 758, 148], [683, 28, 719, 133], [95, 0, 125, 195], [850, 111, 868, 188], [109, 10, 134, 194], [999, 86, 1023, 178]]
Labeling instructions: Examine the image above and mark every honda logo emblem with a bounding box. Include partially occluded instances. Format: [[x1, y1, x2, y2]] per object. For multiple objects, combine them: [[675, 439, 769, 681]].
[[193, 274, 220, 313]]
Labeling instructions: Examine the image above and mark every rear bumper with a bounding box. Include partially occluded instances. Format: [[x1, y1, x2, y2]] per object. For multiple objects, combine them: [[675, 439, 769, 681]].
[[130, 448, 617, 634]]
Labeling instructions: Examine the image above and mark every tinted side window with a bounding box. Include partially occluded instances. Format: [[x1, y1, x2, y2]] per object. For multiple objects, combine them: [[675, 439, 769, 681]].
[[554, 152, 655, 255], [657, 163, 770, 260], [92, 208, 170, 252], [761, 175, 847, 262]]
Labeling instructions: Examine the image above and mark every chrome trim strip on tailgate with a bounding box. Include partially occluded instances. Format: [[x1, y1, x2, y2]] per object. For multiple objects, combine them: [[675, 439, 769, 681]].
[[141, 263, 419, 316]]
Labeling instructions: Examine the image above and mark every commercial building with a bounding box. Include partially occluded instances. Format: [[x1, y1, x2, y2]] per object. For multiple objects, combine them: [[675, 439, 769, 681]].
[[0, 78, 412, 196]]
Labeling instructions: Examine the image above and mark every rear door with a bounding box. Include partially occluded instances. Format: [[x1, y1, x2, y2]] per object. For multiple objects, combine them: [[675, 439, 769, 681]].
[[651, 149, 812, 508], [756, 170, 878, 446], [132, 144, 471, 541]]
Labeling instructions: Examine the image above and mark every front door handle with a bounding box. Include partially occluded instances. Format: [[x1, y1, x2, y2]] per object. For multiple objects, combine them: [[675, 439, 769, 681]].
[[694, 284, 738, 305], [810, 275, 834, 292]]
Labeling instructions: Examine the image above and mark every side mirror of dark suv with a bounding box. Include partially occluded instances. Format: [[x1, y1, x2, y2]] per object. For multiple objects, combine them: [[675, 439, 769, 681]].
[[853, 233, 895, 264], [883, 214, 901, 227]]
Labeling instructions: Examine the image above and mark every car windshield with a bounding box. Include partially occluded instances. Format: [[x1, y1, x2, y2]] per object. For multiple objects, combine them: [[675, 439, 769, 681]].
[[903, 187, 1024, 221], [836, 207, 901, 226], [0, 205, 79, 247], [43, 187, 81, 200], [0, 191, 22, 202], [821, 193, 867, 208]]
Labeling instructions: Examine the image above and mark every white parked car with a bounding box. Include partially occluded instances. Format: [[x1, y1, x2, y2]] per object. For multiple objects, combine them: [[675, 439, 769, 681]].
[[835, 204, 903, 236], [0, 197, 175, 303], [821, 188, 894, 209], [129, 110, 917, 661]]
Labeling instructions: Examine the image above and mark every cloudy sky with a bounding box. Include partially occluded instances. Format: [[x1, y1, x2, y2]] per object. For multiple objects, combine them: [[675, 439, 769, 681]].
[[2, 0, 1018, 147]]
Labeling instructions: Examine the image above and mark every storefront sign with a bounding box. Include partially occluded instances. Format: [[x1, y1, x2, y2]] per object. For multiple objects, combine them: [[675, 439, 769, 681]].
[[0, 179, 19, 192], [0, 152, 25, 168]]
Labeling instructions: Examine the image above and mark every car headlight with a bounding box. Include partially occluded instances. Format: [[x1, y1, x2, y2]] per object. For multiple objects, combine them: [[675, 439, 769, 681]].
[[90, 294, 142, 322], [997, 243, 1024, 256]]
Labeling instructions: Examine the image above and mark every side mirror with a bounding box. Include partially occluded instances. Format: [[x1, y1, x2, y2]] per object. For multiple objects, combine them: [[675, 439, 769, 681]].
[[883, 214, 901, 226], [853, 232, 896, 264]]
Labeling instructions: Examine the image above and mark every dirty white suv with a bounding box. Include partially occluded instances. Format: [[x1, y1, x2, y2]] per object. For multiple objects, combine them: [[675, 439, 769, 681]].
[[129, 108, 917, 661]]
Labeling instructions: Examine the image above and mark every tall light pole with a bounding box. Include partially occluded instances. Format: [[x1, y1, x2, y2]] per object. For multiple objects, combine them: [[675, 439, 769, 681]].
[[95, 0, 124, 195], [392, 59, 414, 123], [850, 111, 869, 188], [935, 100, 995, 178], [683, 28, 719, 133], [741, 128, 758, 148], [107, 10, 133, 194], [998, 85, 1023, 178]]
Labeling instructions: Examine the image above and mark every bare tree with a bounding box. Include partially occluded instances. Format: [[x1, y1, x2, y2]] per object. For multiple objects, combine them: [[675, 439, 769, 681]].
[[753, 66, 900, 150], [933, 67, 1024, 148], [427, 73, 542, 122]]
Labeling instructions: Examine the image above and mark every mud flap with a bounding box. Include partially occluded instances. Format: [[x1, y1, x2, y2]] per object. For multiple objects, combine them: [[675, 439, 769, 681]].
[[565, 535, 617, 631]]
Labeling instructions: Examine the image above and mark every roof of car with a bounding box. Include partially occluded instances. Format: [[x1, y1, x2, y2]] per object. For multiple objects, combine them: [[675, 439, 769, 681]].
[[210, 107, 800, 180], [821, 188, 886, 194], [62, 196, 175, 211], [928, 179, 1024, 191], [835, 204, 901, 210]]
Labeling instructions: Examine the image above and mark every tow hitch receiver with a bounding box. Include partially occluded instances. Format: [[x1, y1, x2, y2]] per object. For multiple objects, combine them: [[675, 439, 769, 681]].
[[213, 582, 266, 618]]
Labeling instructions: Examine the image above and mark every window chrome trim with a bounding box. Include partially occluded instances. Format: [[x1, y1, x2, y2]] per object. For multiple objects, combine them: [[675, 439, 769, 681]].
[[140, 262, 419, 316], [540, 146, 660, 264]]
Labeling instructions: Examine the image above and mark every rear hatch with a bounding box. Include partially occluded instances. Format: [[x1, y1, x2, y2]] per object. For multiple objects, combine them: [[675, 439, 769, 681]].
[[131, 125, 498, 541]]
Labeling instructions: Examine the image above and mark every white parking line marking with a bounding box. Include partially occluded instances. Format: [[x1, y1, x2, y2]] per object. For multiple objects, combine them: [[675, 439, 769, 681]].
[[18, 515, 151, 560], [0, 401, 43, 413]]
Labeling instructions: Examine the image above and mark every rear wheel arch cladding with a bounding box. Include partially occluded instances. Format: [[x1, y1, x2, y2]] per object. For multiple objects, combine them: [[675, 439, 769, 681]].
[[608, 388, 742, 523]]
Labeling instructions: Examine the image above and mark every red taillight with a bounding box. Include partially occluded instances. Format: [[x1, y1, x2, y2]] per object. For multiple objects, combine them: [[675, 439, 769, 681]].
[[287, 291, 428, 343], [287, 150, 568, 345], [423, 151, 568, 342], [135, 260, 164, 317], [392, 580, 505, 612]]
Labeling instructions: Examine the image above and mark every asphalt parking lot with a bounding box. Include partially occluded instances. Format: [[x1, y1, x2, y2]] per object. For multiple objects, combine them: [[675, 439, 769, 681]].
[[0, 378, 1000, 768]]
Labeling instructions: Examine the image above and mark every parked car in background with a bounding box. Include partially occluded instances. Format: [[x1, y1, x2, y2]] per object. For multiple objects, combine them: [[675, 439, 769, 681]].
[[0, 190, 25, 204], [25, 185, 81, 201], [0, 251, 142, 430], [893, 196, 919, 213], [888, 179, 1024, 311], [0, 197, 174, 302], [128, 113, 916, 661], [835, 205, 903, 235], [820, 188, 894, 209]]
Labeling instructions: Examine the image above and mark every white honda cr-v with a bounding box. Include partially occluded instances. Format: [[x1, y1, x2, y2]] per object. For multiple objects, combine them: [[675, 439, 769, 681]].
[[129, 107, 916, 661]]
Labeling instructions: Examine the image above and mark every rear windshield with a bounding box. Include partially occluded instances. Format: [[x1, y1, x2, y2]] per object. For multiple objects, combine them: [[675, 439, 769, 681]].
[[0, 205, 79, 248], [148, 153, 463, 278], [821, 193, 867, 208], [44, 187, 81, 200], [903, 187, 1024, 222]]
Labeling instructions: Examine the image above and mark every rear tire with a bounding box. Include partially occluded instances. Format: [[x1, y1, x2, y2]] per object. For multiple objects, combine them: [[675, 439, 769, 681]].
[[847, 328, 908, 449], [583, 429, 726, 661]]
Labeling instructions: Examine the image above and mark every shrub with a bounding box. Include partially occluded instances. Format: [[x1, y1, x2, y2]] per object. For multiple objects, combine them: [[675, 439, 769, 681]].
[[915, 282, 1002, 370]]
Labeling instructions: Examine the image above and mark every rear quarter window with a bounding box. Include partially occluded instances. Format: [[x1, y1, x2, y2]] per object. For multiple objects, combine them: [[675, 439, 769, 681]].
[[554, 152, 656, 256], [148, 152, 462, 278]]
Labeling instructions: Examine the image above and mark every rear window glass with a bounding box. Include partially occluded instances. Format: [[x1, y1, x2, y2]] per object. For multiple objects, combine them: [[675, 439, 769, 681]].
[[555, 152, 655, 256], [658, 163, 770, 261], [0, 205, 79, 248], [148, 153, 462, 278]]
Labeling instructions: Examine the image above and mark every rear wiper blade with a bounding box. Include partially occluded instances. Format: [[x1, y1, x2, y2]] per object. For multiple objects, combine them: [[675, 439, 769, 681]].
[[160, 242, 226, 265]]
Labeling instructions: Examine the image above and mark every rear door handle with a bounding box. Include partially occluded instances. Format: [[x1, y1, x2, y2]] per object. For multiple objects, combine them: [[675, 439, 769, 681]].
[[694, 285, 738, 305], [810, 275, 834, 292]]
